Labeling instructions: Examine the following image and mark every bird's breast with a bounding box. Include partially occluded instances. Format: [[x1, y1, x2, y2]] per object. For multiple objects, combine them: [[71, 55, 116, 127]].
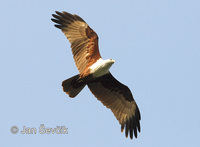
[[89, 58, 114, 78]]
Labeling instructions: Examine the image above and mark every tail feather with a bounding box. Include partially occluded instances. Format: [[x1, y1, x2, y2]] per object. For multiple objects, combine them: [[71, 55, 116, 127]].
[[62, 74, 86, 98]]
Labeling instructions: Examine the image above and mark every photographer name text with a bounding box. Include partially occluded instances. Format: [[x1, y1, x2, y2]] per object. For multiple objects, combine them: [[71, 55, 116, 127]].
[[10, 124, 68, 134]]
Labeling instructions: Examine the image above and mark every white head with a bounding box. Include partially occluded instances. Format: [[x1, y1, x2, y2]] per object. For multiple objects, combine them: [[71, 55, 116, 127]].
[[104, 59, 115, 68]]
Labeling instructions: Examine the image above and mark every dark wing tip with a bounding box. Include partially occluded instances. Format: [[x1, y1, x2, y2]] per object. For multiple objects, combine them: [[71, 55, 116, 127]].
[[51, 11, 87, 31], [55, 11, 63, 16], [122, 109, 141, 139], [129, 117, 134, 139], [51, 18, 59, 23], [51, 11, 76, 30], [55, 25, 62, 29], [135, 106, 141, 132], [125, 120, 130, 138], [74, 14, 85, 22], [121, 124, 125, 133]]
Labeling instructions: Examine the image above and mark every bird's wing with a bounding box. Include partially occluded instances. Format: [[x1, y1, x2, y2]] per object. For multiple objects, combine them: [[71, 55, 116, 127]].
[[51, 11, 101, 74], [87, 73, 141, 139]]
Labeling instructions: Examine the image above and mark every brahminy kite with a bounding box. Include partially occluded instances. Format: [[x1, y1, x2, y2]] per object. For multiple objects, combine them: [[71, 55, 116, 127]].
[[51, 11, 141, 139]]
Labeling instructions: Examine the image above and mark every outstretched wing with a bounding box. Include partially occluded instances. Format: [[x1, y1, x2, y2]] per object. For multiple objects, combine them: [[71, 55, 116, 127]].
[[87, 73, 141, 139], [51, 11, 101, 74]]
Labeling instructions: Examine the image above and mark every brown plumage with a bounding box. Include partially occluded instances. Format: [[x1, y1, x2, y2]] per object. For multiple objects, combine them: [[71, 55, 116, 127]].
[[51, 11, 141, 139], [52, 11, 101, 74], [87, 73, 141, 139]]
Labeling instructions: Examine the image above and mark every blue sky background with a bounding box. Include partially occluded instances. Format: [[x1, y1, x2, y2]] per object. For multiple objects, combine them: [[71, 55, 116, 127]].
[[1, 0, 200, 146]]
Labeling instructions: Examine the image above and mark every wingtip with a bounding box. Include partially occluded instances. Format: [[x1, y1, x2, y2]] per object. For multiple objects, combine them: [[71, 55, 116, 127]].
[[51, 18, 56, 22], [52, 14, 57, 18], [55, 11, 60, 14], [54, 24, 62, 29], [55, 11, 64, 17], [134, 132, 138, 138], [121, 124, 124, 133]]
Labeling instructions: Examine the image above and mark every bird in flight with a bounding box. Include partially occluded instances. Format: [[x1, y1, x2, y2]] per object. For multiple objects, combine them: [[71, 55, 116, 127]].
[[51, 11, 141, 139]]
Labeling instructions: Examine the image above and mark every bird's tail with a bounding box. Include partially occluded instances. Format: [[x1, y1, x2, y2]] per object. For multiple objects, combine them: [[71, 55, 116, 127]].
[[62, 74, 86, 98]]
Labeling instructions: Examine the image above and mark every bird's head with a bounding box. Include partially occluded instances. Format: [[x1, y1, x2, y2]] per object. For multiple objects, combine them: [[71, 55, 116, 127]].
[[109, 59, 115, 63], [103, 59, 115, 69]]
